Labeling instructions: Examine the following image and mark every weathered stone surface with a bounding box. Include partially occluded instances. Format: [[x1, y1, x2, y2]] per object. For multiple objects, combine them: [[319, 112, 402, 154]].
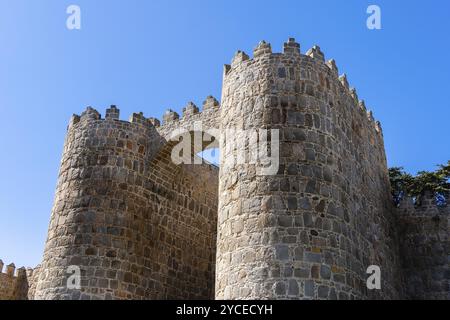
[[216, 38, 403, 300], [1, 38, 444, 301], [397, 192, 450, 300], [0, 262, 34, 300], [34, 108, 219, 300]]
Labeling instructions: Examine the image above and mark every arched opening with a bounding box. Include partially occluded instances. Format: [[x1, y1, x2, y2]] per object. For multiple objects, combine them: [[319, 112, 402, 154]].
[[144, 128, 220, 299], [197, 148, 220, 167]]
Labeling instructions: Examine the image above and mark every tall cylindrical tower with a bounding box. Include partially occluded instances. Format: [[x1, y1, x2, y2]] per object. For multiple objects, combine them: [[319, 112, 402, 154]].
[[216, 39, 402, 299], [35, 107, 159, 300]]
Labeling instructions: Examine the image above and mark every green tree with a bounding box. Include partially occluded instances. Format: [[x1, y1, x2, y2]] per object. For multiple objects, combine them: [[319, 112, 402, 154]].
[[388, 162, 450, 205]]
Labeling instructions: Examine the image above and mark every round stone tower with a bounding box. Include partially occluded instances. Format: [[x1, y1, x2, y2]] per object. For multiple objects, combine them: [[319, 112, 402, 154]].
[[216, 39, 402, 299], [34, 107, 162, 300], [35, 104, 219, 300]]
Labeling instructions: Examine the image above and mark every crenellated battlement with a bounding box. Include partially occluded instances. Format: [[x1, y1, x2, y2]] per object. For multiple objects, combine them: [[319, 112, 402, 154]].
[[0, 261, 16, 277], [129, 112, 148, 125], [397, 191, 449, 215], [70, 106, 157, 130], [339, 73, 349, 90], [65, 95, 221, 148], [62, 95, 221, 167], [182, 102, 200, 118], [0, 260, 40, 300], [359, 100, 367, 111], [283, 38, 300, 55], [69, 105, 164, 134], [80, 106, 100, 121], [253, 40, 272, 58], [64, 39, 383, 159], [162, 109, 180, 124], [326, 59, 338, 76], [158, 96, 220, 132], [148, 117, 161, 127], [0, 260, 31, 278], [38, 103, 221, 300], [203, 95, 220, 110], [154, 98, 220, 147], [105, 105, 120, 120], [217, 37, 403, 300], [31, 37, 447, 301], [230, 50, 250, 68], [306, 45, 325, 61], [350, 88, 358, 104], [395, 191, 449, 300], [223, 38, 383, 136]]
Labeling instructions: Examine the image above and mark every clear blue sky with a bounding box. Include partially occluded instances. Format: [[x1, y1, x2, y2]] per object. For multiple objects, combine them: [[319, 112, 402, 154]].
[[0, 0, 449, 268]]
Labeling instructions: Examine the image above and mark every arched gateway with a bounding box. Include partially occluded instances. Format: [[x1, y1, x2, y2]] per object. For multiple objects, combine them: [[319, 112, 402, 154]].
[[35, 39, 414, 300]]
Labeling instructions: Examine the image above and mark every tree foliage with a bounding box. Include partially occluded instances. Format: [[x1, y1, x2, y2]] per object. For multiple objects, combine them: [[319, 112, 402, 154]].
[[389, 161, 450, 197]]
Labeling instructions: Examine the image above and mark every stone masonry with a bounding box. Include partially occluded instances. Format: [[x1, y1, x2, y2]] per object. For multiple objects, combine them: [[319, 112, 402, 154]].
[[1, 38, 448, 300], [33, 106, 219, 300], [0, 261, 38, 300], [217, 40, 402, 300], [397, 192, 450, 300]]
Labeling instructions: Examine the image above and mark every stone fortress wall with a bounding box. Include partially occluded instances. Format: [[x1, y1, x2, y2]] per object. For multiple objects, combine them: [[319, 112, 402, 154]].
[[216, 39, 403, 300], [0, 260, 39, 300], [397, 192, 450, 300], [33, 102, 220, 300], [1, 38, 448, 300]]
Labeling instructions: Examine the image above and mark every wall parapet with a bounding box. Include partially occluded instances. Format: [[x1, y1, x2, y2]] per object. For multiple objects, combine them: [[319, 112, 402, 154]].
[[0, 259, 35, 300], [70, 106, 159, 131], [224, 38, 383, 137], [397, 191, 449, 215], [217, 37, 400, 300], [396, 191, 449, 300], [27, 37, 447, 301]]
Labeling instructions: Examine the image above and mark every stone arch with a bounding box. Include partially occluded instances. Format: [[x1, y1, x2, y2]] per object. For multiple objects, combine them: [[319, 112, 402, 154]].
[[35, 106, 221, 300], [142, 114, 221, 299]]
